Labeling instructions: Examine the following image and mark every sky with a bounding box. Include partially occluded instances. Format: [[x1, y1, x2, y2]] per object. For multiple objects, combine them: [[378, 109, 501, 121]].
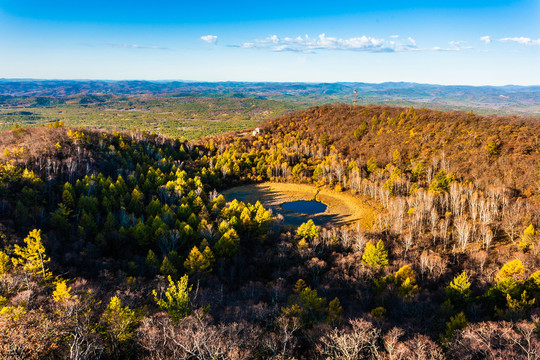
[[0, 0, 539, 85]]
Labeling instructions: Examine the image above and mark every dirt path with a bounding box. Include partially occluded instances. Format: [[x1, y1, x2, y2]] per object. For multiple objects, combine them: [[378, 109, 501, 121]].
[[222, 182, 380, 229]]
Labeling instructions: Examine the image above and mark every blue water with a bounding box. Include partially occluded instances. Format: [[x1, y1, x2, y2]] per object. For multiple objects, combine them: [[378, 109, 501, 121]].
[[281, 200, 327, 215]]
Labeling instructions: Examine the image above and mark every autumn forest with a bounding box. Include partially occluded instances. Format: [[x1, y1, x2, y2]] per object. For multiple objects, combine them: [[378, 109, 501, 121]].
[[0, 100, 539, 359]]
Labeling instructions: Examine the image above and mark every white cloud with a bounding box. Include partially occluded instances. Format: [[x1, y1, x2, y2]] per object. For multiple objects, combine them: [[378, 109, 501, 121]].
[[107, 44, 167, 50], [201, 35, 218, 44], [233, 33, 415, 53], [230, 33, 478, 53], [480, 36, 491, 44], [499, 37, 540, 45]]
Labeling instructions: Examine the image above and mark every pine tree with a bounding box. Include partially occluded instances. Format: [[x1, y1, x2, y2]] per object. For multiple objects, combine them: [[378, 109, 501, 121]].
[[159, 256, 178, 278], [446, 271, 471, 306], [327, 297, 343, 325], [145, 250, 159, 273], [0, 251, 11, 274], [184, 246, 214, 275], [215, 229, 240, 259], [297, 220, 319, 240], [362, 240, 389, 271], [153, 274, 191, 321], [13, 229, 52, 280], [52, 279, 72, 303], [102, 296, 138, 354], [366, 157, 378, 174], [319, 132, 330, 146], [519, 224, 535, 251], [441, 312, 467, 344], [495, 259, 524, 283]]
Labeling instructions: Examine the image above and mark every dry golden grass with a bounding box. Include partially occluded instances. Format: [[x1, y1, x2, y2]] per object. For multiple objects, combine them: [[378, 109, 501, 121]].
[[222, 182, 381, 230]]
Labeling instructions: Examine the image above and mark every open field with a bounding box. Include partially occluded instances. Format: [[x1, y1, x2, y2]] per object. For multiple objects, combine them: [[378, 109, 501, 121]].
[[0, 95, 302, 140], [222, 182, 381, 229]]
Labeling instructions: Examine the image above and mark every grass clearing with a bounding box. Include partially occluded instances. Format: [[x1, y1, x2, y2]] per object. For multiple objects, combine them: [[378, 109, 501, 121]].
[[222, 182, 381, 230]]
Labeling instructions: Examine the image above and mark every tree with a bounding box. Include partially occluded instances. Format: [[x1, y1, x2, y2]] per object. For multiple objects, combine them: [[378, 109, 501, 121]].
[[446, 272, 471, 306], [428, 170, 454, 193], [215, 229, 240, 259], [0, 251, 11, 274], [13, 229, 51, 280], [366, 157, 378, 174], [52, 279, 72, 303], [101, 296, 138, 356], [495, 259, 524, 283], [441, 312, 468, 344], [145, 250, 159, 274], [297, 220, 319, 241], [354, 121, 368, 140], [319, 132, 330, 146], [519, 224, 535, 252], [394, 265, 418, 298], [282, 279, 328, 326], [362, 240, 388, 271], [159, 256, 178, 279], [184, 246, 214, 275], [327, 297, 343, 325], [153, 274, 192, 321]]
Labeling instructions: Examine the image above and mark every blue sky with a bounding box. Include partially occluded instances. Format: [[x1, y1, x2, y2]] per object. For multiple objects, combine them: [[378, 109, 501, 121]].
[[0, 0, 539, 85]]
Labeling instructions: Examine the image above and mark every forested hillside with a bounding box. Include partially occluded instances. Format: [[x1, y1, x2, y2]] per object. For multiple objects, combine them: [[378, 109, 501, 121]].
[[0, 104, 539, 359]]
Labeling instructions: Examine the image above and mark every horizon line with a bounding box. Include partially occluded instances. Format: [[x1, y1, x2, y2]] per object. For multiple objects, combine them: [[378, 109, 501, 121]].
[[0, 78, 539, 88]]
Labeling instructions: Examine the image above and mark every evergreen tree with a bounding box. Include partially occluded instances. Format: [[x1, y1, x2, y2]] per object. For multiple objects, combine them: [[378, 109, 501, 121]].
[[362, 240, 389, 271], [153, 274, 192, 321], [159, 256, 178, 278], [446, 272, 471, 306], [52, 279, 72, 303], [184, 246, 214, 275], [13, 229, 52, 280]]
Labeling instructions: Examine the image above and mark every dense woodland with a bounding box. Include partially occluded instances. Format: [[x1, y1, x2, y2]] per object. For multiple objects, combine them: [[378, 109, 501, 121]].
[[0, 104, 539, 359]]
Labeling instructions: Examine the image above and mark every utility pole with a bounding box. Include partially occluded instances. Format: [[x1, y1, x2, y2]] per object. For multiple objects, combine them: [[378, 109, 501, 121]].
[[353, 90, 358, 105]]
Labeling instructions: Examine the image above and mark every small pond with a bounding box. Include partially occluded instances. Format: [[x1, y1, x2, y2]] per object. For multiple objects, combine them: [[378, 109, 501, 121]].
[[281, 200, 327, 215]]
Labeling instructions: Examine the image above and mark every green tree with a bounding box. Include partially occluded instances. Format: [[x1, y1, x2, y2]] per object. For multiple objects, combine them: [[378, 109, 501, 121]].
[[446, 272, 471, 306], [159, 256, 178, 278], [327, 297, 343, 325], [0, 251, 11, 274], [297, 219, 319, 241], [428, 170, 454, 193], [184, 245, 214, 275], [282, 279, 328, 327], [353, 121, 368, 140], [362, 240, 388, 271], [101, 296, 139, 356], [153, 274, 191, 321], [145, 250, 159, 274], [319, 132, 330, 146], [215, 228, 240, 259], [366, 157, 378, 174], [440, 312, 467, 344]]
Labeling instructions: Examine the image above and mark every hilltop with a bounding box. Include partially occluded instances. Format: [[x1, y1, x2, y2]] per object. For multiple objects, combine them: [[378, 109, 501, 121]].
[[0, 105, 539, 359]]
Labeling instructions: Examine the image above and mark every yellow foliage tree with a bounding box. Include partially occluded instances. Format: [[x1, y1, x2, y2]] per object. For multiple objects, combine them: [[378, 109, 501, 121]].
[[52, 279, 72, 303], [13, 229, 52, 280], [184, 246, 214, 275], [0, 251, 11, 274], [495, 259, 524, 283]]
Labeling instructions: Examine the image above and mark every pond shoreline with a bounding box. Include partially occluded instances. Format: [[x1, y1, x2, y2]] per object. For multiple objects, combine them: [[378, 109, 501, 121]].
[[222, 182, 380, 229]]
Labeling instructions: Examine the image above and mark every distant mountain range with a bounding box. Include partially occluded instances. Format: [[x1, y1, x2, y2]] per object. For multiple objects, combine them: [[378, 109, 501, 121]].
[[0, 79, 539, 115]]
